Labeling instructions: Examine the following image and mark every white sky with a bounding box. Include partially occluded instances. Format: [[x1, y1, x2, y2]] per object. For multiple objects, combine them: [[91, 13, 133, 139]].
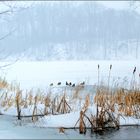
[[0, 1, 139, 13], [97, 1, 129, 10]]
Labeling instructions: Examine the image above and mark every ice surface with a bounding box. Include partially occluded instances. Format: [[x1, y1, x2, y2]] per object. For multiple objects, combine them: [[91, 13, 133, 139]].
[[0, 60, 140, 139], [1, 60, 139, 90], [0, 115, 88, 139]]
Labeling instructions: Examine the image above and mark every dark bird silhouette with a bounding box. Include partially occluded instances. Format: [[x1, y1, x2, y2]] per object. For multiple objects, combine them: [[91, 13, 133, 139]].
[[66, 81, 72, 86], [110, 64, 112, 70], [133, 67, 136, 74], [57, 82, 61, 85], [69, 82, 72, 86], [72, 83, 75, 87], [80, 81, 85, 86], [66, 81, 69, 86], [50, 83, 53, 86]]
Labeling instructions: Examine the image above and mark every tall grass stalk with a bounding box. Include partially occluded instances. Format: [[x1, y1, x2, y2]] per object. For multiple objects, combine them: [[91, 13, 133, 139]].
[[108, 64, 112, 90], [96, 64, 100, 128], [130, 67, 136, 90], [97, 64, 100, 87], [139, 73, 140, 90]]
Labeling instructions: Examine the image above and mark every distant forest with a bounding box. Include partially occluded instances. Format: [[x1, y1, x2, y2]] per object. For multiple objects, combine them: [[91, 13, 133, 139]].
[[0, 1, 140, 60]]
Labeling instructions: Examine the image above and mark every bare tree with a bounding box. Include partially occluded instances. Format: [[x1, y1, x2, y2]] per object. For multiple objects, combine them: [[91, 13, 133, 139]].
[[129, 1, 140, 10], [0, 2, 34, 68]]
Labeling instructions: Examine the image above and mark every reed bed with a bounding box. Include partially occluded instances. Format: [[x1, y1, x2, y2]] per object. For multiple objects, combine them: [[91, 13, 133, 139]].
[[0, 66, 140, 134], [94, 86, 140, 119]]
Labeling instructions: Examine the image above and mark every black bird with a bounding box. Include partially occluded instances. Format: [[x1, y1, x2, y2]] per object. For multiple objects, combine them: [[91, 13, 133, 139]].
[[110, 64, 112, 70], [72, 83, 75, 87], [69, 82, 72, 86], [66, 81, 69, 86], [50, 83, 53, 86], [80, 81, 85, 86], [133, 67, 136, 74], [57, 82, 61, 85]]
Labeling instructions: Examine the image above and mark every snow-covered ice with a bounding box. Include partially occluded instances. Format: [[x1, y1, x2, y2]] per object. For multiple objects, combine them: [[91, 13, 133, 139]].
[[36, 111, 140, 128], [0, 60, 140, 139], [0, 115, 88, 139], [1, 60, 140, 89]]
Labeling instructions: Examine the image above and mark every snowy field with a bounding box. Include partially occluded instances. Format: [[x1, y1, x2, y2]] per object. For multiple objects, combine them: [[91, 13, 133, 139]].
[[1, 60, 140, 90], [0, 60, 140, 139]]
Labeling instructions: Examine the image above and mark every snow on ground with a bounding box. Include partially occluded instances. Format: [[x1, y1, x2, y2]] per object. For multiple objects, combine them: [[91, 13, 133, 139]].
[[0, 60, 140, 138], [36, 112, 80, 128], [36, 111, 140, 128], [0, 60, 139, 90]]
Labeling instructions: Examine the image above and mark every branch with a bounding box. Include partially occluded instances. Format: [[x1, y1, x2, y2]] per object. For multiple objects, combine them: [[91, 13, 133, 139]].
[[0, 58, 19, 69], [0, 28, 16, 41], [0, 1, 35, 18], [0, 10, 11, 15], [0, 52, 12, 60]]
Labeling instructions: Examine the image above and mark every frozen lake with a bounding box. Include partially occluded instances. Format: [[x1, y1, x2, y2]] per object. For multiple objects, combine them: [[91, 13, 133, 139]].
[[0, 115, 140, 139], [0, 115, 87, 139], [0, 60, 140, 139], [0, 60, 139, 90]]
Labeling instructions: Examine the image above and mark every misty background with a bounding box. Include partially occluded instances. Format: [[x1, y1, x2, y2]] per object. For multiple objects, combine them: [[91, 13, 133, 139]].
[[0, 1, 140, 61]]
